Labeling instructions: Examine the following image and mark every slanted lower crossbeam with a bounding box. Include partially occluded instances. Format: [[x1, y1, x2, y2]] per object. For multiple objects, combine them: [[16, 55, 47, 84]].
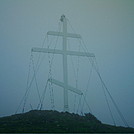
[[48, 78, 83, 95], [31, 15, 95, 112]]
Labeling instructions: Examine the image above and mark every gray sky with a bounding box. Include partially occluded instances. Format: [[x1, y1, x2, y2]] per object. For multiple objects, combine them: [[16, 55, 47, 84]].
[[0, 0, 134, 128]]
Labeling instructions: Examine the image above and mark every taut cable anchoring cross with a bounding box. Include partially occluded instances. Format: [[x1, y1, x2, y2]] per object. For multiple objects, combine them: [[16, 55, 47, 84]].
[[32, 15, 95, 112]]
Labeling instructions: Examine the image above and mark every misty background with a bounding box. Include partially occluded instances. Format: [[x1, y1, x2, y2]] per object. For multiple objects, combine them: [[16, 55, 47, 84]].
[[0, 0, 134, 128]]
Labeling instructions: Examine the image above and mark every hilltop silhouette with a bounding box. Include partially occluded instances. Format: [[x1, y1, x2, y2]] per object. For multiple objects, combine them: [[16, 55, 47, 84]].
[[0, 110, 134, 133]]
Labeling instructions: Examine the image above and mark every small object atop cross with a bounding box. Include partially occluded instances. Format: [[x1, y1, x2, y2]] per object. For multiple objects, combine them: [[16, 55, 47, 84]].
[[60, 14, 65, 22]]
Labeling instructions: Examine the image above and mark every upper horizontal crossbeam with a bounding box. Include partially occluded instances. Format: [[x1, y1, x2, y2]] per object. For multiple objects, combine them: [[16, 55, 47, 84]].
[[47, 31, 81, 38]]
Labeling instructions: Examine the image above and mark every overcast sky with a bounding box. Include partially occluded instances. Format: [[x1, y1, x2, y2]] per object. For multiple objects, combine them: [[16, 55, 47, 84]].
[[0, 0, 134, 128]]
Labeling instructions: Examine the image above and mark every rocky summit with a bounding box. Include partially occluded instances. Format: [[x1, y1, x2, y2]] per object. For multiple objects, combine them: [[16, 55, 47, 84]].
[[0, 110, 134, 133]]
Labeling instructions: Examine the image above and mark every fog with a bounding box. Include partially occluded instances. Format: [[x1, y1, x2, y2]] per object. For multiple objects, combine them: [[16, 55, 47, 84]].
[[0, 0, 134, 128]]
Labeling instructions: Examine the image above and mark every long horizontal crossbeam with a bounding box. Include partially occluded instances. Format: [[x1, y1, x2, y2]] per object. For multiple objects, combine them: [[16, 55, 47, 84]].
[[32, 48, 95, 57], [48, 78, 83, 95], [47, 31, 81, 38]]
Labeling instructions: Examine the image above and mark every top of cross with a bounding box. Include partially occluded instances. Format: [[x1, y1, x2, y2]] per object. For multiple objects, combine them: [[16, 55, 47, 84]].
[[60, 15, 66, 22]]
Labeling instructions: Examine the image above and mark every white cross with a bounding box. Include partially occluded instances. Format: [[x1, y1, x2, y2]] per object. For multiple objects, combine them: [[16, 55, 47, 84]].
[[32, 15, 95, 112]]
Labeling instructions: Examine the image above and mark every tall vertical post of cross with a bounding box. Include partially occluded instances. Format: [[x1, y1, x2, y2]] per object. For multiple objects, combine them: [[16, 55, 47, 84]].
[[61, 15, 69, 112]]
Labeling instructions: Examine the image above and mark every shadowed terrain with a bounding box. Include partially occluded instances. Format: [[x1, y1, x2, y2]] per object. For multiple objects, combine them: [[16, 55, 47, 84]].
[[0, 110, 133, 133]]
